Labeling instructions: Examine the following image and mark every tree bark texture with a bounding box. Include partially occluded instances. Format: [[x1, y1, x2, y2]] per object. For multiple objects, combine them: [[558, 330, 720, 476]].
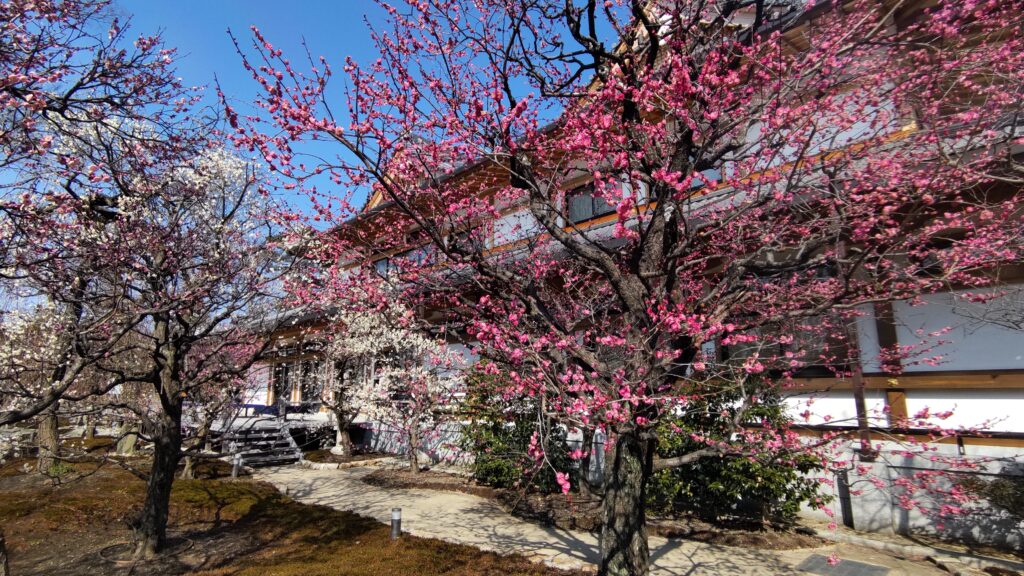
[[579, 427, 599, 498], [408, 425, 420, 474], [599, 430, 650, 576], [134, 410, 182, 558], [36, 403, 59, 474], [0, 528, 9, 576], [116, 421, 138, 456], [331, 422, 353, 457], [180, 455, 194, 480]]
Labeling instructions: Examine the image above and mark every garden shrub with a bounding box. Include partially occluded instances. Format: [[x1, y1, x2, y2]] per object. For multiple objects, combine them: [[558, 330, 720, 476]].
[[46, 460, 76, 478], [647, 385, 824, 527], [960, 473, 1024, 521], [460, 363, 576, 493]]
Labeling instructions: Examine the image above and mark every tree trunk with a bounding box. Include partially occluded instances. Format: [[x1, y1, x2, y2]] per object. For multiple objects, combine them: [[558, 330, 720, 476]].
[[199, 415, 214, 453], [0, 528, 9, 576], [116, 421, 138, 456], [83, 415, 95, 440], [180, 455, 194, 479], [599, 430, 650, 576], [578, 427, 599, 498], [135, 410, 182, 558], [331, 414, 353, 457], [36, 403, 59, 474], [408, 425, 420, 474]]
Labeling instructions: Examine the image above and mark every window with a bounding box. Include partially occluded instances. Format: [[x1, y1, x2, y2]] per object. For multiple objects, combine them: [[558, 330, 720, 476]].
[[272, 362, 295, 404], [447, 226, 485, 252], [567, 184, 614, 224], [717, 315, 850, 376], [299, 360, 323, 404], [619, 174, 649, 204], [373, 257, 393, 277], [404, 244, 436, 267], [270, 343, 299, 358], [301, 341, 324, 354], [911, 232, 964, 278]]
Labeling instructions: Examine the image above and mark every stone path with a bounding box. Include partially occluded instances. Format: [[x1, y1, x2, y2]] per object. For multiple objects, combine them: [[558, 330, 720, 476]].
[[255, 465, 944, 576]]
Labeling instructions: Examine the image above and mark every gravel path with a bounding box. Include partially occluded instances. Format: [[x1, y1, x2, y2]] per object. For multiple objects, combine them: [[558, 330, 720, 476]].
[[255, 465, 944, 576]]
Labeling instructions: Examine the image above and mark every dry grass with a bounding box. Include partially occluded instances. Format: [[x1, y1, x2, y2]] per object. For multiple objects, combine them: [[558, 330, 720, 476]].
[[199, 495, 588, 576], [0, 458, 589, 576]]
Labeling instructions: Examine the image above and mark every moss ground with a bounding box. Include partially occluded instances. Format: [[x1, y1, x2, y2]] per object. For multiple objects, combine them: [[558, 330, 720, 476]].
[[0, 456, 587, 575]]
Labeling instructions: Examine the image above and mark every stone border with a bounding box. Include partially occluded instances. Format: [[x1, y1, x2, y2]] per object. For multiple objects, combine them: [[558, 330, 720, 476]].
[[297, 456, 396, 471], [819, 530, 1024, 574]]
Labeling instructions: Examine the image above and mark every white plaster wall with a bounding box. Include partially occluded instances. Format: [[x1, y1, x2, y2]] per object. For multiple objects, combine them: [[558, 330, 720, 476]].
[[360, 420, 468, 465], [491, 209, 541, 247], [902, 389, 1024, 433], [444, 342, 479, 366], [799, 442, 1024, 550], [243, 363, 272, 405], [784, 390, 887, 427], [784, 388, 1024, 434], [440, 342, 479, 393]]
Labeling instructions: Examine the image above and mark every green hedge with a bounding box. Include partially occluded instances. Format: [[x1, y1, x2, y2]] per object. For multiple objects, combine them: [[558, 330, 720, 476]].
[[647, 385, 825, 526]]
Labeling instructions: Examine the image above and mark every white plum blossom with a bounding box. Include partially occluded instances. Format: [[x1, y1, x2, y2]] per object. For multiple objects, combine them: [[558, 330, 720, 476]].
[[317, 303, 461, 465]]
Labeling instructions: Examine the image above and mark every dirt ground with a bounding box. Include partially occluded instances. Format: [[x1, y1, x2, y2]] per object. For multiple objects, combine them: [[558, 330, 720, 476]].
[[0, 457, 589, 576], [362, 467, 501, 499], [361, 467, 824, 550]]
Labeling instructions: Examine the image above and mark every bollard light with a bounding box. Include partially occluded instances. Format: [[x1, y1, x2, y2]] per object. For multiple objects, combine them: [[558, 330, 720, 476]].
[[231, 452, 242, 478], [390, 507, 402, 539]]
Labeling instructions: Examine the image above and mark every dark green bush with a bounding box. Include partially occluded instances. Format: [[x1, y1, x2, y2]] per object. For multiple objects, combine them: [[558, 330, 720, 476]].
[[460, 363, 576, 493], [960, 473, 1024, 520], [647, 386, 824, 526]]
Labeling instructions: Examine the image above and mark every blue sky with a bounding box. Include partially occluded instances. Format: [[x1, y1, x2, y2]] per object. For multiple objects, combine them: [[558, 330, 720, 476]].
[[113, 1, 614, 216], [117, 0, 387, 109], [117, 0, 390, 212]]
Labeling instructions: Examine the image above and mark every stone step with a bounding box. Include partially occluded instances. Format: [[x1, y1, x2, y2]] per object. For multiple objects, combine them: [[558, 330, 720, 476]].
[[222, 420, 301, 468], [243, 452, 302, 467]]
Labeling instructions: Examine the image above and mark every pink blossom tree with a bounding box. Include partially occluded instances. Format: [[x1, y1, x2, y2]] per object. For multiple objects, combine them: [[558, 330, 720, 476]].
[[2, 1, 295, 557], [233, 1, 1024, 574], [0, 0, 193, 425]]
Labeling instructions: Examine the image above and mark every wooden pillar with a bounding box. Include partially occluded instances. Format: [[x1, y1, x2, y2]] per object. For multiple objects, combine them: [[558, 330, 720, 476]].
[[837, 240, 877, 460], [266, 364, 274, 406], [842, 313, 877, 460], [873, 302, 902, 373], [874, 301, 908, 431], [850, 361, 877, 461], [885, 388, 908, 427]]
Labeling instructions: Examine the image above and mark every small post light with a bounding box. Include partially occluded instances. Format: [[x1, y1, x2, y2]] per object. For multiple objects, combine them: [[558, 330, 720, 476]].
[[232, 452, 242, 478], [390, 507, 402, 539]]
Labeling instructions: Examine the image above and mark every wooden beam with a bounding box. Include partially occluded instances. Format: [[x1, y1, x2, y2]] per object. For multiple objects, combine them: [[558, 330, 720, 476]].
[[269, 322, 327, 342], [790, 371, 1024, 391], [793, 427, 1024, 449]]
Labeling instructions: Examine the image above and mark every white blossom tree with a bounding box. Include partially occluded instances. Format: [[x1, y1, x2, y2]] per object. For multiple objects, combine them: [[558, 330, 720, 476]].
[[318, 300, 462, 469], [0, 305, 68, 472]]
